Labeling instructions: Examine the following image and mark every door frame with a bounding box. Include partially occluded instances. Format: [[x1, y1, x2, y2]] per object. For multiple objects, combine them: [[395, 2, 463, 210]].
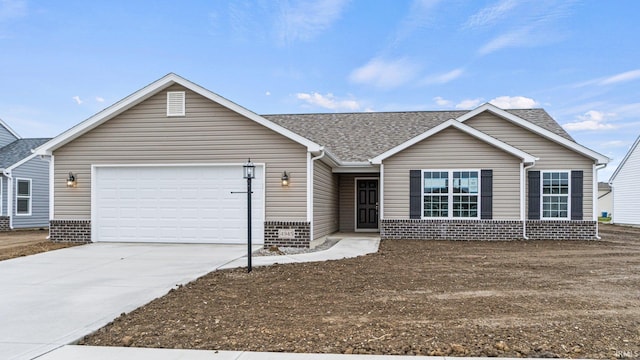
[[354, 177, 379, 232]]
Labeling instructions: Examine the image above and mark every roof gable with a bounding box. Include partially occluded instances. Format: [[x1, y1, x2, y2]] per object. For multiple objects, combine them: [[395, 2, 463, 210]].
[[0, 138, 51, 170], [0, 118, 21, 147], [370, 119, 537, 164], [610, 135, 640, 182], [458, 103, 609, 164], [35, 73, 321, 156]]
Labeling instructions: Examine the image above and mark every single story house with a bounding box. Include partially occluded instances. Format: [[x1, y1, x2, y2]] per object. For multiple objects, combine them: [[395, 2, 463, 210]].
[[597, 182, 612, 219], [34, 73, 609, 246], [609, 135, 640, 226], [0, 119, 51, 230]]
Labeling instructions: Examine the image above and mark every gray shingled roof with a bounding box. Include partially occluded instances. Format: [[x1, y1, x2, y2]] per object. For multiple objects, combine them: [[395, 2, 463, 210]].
[[264, 109, 574, 163], [0, 138, 51, 169]]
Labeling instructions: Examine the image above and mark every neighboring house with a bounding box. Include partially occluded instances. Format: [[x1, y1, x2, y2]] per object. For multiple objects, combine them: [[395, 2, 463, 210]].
[[597, 182, 612, 218], [34, 74, 609, 246], [0, 119, 51, 231], [609, 135, 640, 226]]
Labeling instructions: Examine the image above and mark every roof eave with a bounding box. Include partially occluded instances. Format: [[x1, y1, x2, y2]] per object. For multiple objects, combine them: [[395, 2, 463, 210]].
[[0, 118, 21, 140], [35, 73, 322, 156], [370, 119, 537, 164], [609, 135, 640, 182], [457, 103, 610, 164]]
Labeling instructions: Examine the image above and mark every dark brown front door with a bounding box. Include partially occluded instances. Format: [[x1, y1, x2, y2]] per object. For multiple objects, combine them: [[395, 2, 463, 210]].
[[356, 179, 379, 229]]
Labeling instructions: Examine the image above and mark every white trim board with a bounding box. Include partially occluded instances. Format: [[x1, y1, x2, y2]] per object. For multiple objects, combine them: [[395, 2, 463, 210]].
[[35, 73, 322, 156], [370, 119, 537, 164], [457, 103, 609, 164]]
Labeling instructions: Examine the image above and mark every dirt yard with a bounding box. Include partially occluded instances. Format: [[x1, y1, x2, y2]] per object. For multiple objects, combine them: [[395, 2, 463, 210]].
[[80, 224, 640, 359], [0, 229, 81, 261]]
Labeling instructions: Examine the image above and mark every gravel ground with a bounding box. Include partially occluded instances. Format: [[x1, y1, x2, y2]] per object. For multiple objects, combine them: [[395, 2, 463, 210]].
[[80, 224, 640, 359]]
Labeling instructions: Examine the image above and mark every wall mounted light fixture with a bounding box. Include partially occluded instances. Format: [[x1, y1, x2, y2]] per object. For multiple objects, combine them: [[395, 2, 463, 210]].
[[281, 171, 289, 186], [67, 172, 77, 187]]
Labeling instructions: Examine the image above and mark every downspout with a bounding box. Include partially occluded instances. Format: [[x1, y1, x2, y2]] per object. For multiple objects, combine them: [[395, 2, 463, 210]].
[[308, 148, 326, 243], [521, 162, 536, 240], [42, 155, 53, 240], [594, 163, 607, 240], [2, 169, 13, 229]]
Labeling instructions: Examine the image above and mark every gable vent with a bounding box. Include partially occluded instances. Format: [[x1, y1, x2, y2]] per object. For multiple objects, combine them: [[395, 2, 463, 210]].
[[167, 91, 185, 116]]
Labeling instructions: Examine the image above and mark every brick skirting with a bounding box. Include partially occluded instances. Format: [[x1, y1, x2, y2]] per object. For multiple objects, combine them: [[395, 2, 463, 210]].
[[525, 220, 597, 240], [264, 221, 311, 248], [0, 216, 10, 232], [381, 219, 598, 241], [50, 220, 92, 243]]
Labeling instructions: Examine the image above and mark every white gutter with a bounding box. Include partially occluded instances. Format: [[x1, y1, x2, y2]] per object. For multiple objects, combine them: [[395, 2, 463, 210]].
[[594, 163, 607, 240], [308, 149, 326, 242], [521, 162, 536, 240], [2, 169, 13, 229]]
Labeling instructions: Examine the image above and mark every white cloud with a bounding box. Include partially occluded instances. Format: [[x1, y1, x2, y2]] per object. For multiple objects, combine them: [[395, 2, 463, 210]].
[[423, 68, 464, 85], [349, 58, 420, 89], [276, 0, 348, 45], [394, 0, 442, 41], [478, 26, 533, 55], [433, 96, 452, 107], [265, 91, 271, 96], [455, 98, 483, 110], [600, 69, 640, 85], [296, 92, 360, 111], [475, 1, 575, 56], [489, 96, 538, 109], [72, 96, 83, 105], [463, 0, 518, 29], [562, 110, 617, 131], [95, 96, 105, 103]]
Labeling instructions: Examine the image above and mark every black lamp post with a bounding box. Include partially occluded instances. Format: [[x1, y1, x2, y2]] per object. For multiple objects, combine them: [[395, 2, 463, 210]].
[[243, 159, 255, 273]]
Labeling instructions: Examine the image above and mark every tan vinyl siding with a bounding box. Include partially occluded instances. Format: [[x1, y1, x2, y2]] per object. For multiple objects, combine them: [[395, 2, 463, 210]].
[[53, 84, 308, 221], [338, 174, 356, 232], [383, 128, 521, 219], [465, 113, 594, 218], [313, 160, 338, 239]]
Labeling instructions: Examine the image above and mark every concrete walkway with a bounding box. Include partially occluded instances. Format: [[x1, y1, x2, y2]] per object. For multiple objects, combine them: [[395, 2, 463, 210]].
[[39, 345, 584, 360], [2, 235, 380, 360]]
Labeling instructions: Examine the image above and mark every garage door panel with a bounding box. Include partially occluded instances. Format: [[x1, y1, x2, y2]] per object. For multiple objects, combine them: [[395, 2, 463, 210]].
[[94, 165, 264, 244]]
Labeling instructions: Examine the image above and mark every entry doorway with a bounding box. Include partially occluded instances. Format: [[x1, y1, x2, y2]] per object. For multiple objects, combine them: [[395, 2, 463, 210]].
[[355, 178, 379, 231]]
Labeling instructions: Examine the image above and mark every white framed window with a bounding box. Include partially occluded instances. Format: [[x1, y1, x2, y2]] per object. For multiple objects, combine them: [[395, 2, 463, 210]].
[[423, 170, 480, 218], [541, 171, 570, 219], [16, 178, 32, 216], [167, 91, 185, 116]]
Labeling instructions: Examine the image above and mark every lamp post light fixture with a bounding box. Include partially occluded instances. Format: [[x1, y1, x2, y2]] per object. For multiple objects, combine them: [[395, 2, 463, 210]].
[[243, 159, 255, 273]]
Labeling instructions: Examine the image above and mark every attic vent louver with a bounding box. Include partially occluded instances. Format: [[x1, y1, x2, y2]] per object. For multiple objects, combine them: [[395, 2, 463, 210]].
[[167, 91, 185, 116]]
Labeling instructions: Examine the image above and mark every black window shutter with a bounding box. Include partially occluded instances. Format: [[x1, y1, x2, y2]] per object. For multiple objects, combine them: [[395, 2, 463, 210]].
[[480, 170, 493, 219], [409, 170, 421, 219], [528, 171, 540, 220], [571, 170, 583, 220]]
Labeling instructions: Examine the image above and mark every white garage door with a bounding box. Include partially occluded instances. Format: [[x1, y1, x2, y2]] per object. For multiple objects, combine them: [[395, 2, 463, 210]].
[[93, 165, 264, 244]]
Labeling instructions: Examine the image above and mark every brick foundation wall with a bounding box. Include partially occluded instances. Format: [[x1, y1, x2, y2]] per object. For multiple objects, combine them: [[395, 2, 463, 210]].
[[381, 219, 523, 240], [381, 219, 598, 241], [50, 220, 92, 243], [264, 221, 311, 248], [0, 216, 10, 232], [525, 220, 597, 240]]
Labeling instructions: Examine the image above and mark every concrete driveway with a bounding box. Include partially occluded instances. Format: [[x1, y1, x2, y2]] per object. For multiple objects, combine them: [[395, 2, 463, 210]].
[[0, 242, 256, 360]]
